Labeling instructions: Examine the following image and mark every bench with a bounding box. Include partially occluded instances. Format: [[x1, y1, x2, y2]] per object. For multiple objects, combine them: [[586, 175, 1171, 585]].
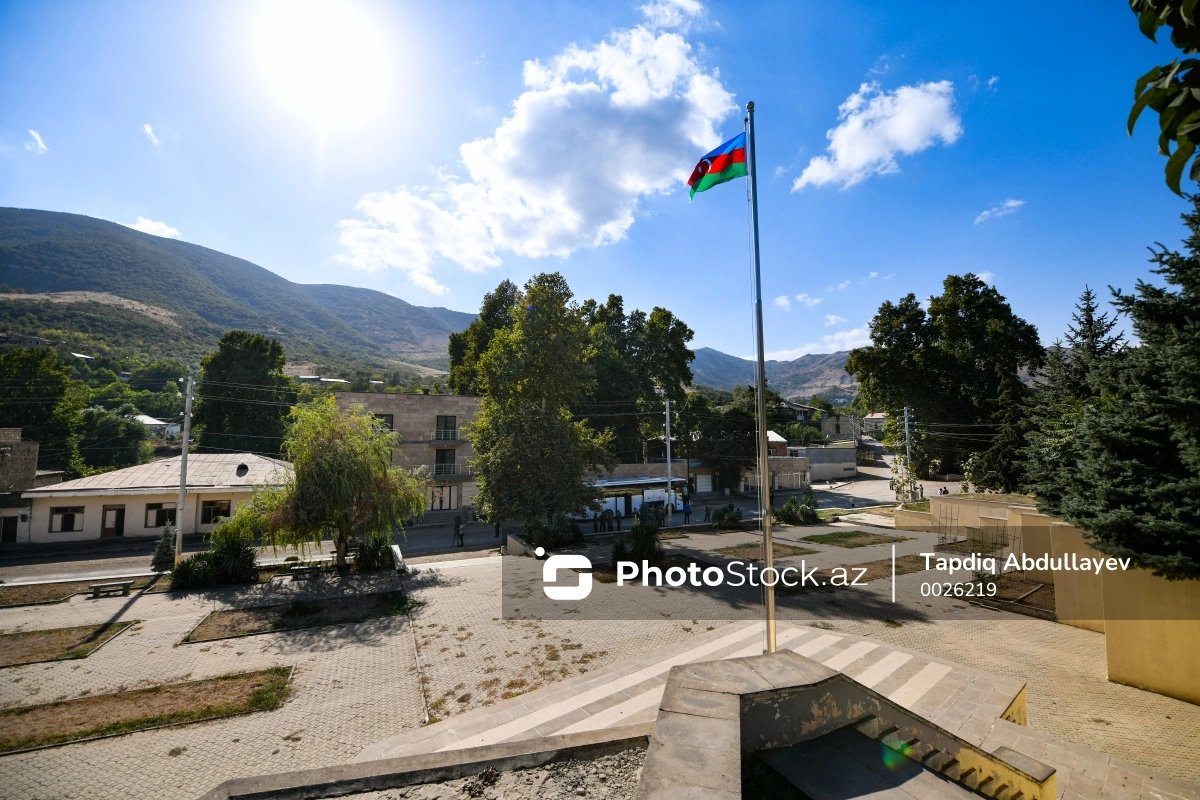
[[390, 545, 406, 574], [289, 564, 322, 580], [90, 581, 134, 598]]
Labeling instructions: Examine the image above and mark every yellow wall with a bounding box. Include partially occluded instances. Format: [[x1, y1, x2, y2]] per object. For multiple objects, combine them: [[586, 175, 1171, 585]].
[[894, 508, 934, 531], [1047, 523, 1106, 633], [1102, 567, 1200, 705]]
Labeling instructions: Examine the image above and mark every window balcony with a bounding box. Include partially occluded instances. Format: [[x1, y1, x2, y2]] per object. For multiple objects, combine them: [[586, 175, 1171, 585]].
[[417, 463, 474, 478], [430, 429, 460, 442]]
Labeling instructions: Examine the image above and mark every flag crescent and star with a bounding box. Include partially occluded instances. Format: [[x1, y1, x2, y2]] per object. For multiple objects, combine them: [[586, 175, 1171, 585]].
[[687, 131, 748, 200]]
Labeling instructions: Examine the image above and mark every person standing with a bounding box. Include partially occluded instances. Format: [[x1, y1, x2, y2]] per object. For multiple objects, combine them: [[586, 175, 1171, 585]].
[[703, 502, 711, 523], [683, 500, 692, 524], [453, 514, 463, 547]]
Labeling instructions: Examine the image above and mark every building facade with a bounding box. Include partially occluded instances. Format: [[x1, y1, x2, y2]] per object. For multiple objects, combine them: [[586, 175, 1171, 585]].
[[21, 453, 290, 544], [0, 429, 62, 545], [334, 392, 482, 513]]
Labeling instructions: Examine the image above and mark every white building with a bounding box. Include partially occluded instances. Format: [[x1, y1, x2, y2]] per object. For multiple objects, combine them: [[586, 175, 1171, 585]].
[[21, 453, 291, 543]]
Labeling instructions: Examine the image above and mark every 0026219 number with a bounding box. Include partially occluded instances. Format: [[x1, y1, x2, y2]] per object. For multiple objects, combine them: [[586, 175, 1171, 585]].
[[920, 581, 996, 598]]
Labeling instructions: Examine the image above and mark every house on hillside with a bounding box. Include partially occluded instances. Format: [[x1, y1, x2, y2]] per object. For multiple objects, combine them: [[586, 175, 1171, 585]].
[[0, 429, 63, 545], [132, 414, 182, 437], [864, 412, 886, 435], [820, 412, 862, 442], [767, 430, 788, 456], [21, 453, 290, 543], [779, 400, 822, 422]]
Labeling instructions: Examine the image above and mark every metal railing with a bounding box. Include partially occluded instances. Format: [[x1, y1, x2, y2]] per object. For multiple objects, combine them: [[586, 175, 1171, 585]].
[[430, 429, 460, 441], [417, 463, 474, 477]]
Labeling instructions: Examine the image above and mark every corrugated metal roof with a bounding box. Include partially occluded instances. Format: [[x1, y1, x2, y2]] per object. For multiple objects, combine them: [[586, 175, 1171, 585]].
[[24, 453, 292, 495]]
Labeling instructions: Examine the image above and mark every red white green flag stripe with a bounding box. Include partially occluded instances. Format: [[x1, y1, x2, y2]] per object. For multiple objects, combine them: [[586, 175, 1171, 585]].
[[687, 132, 748, 199]]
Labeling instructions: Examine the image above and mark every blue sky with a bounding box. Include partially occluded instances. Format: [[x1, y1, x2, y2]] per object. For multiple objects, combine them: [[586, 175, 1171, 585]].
[[0, 0, 1191, 360]]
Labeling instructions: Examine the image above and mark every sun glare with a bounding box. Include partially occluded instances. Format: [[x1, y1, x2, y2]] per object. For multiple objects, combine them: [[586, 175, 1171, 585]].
[[249, 0, 396, 137]]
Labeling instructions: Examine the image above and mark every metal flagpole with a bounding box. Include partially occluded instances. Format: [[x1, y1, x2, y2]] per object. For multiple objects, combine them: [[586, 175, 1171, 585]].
[[746, 101, 776, 653], [665, 397, 673, 520]]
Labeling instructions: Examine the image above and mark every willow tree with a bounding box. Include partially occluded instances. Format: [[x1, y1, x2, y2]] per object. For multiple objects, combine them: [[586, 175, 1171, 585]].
[[273, 398, 425, 568]]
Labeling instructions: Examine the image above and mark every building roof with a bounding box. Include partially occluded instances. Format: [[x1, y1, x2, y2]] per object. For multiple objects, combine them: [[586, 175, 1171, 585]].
[[865, 412, 887, 420], [767, 430, 787, 443], [24, 453, 292, 497], [133, 414, 168, 426]]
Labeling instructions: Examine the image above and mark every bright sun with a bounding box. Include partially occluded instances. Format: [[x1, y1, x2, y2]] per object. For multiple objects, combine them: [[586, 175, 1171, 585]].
[[249, 0, 396, 136]]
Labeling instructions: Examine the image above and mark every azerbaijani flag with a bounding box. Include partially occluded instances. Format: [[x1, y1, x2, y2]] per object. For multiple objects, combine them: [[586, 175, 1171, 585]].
[[688, 132, 747, 200]]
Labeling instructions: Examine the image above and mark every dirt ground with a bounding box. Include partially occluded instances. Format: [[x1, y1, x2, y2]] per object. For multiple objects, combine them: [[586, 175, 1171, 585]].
[[800, 530, 910, 548], [0, 621, 134, 667], [0, 577, 157, 607], [715, 542, 818, 560], [0, 667, 290, 752], [186, 591, 411, 642]]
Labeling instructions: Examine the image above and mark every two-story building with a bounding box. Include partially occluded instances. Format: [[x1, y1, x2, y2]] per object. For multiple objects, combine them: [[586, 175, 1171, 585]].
[[334, 392, 482, 513], [0, 429, 63, 545]]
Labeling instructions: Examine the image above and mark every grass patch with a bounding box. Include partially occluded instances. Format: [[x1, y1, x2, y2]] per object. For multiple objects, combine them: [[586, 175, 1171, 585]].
[[589, 554, 716, 584], [816, 508, 848, 520], [938, 538, 1004, 555], [957, 493, 1036, 505], [901, 500, 930, 513], [715, 542, 818, 561], [0, 621, 135, 667], [985, 573, 1056, 612], [777, 555, 927, 596], [0, 667, 290, 752], [801, 530, 909, 548], [185, 590, 418, 642], [0, 577, 157, 607]]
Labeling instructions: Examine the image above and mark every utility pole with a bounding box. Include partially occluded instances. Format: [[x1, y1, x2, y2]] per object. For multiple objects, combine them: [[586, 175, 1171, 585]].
[[665, 397, 673, 519], [903, 406, 913, 503], [174, 374, 194, 564]]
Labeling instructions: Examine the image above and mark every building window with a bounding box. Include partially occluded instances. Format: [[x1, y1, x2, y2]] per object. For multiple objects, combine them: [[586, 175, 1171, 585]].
[[374, 414, 394, 431], [200, 499, 232, 525], [435, 415, 457, 441], [145, 502, 176, 528], [435, 448, 456, 475], [50, 506, 84, 533]]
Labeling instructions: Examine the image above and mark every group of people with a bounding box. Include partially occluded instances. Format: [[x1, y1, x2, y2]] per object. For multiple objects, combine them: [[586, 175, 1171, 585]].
[[591, 509, 623, 533]]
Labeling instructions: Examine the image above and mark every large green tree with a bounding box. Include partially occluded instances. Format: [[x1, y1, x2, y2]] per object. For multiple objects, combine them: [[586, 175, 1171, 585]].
[[193, 331, 294, 455], [0, 347, 84, 472], [847, 274, 1043, 476], [271, 398, 426, 568], [448, 279, 518, 395], [1039, 199, 1200, 579], [77, 404, 151, 470], [468, 273, 613, 528]]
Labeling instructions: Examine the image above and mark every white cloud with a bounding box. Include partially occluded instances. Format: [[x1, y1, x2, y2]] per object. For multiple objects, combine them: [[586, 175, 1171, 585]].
[[977, 270, 995, 283], [987, 76, 999, 90], [336, 3, 732, 294], [793, 81, 962, 191], [25, 129, 47, 155], [869, 55, 890, 76], [766, 325, 870, 360], [142, 124, 161, 146], [868, 270, 879, 278], [837, 280, 850, 290], [824, 314, 847, 327], [124, 217, 181, 238], [773, 295, 792, 312], [640, 0, 704, 30], [974, 198, 1024, 225], [794, 293, 823, 307]]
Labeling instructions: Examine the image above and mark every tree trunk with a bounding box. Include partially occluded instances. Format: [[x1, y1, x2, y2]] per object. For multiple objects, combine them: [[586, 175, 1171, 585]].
[[336, 531, 348, 569]]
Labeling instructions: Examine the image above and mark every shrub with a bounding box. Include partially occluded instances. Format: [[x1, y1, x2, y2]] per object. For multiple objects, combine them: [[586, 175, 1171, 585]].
[[711, 506, 744, 530], [208, 524, 258, 584], [150, 528, 175, 572], [772, 496, 819, 526], [170, 551, 216, 590], [356, 529, 393, 572], [524, 514, 583, 550]]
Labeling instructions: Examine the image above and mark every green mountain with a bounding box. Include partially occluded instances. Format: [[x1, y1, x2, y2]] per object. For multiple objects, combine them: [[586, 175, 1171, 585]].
[[691, 346, 858, 402], [0, 208, 474, 372]]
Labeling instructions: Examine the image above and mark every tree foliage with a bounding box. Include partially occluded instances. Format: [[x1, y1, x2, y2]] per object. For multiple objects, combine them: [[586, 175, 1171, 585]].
[[448, 280, 518, 395], [1129, 0, 1200, 193], [194, 331, 294, 456], [270, 398, 426, 568], [846, 274, 1043, 475], [77, 404, 151, 470], [468, 274, 614, 529], [1036, 199, 1200, 578], [0, 347, 84, 472]]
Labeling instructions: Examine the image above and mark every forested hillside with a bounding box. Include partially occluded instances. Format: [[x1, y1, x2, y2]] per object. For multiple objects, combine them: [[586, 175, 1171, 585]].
[[0, 208, 474, 371]]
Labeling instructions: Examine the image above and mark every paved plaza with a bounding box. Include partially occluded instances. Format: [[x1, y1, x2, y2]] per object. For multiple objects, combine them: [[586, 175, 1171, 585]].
[[0, 525, 1197, 799]]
